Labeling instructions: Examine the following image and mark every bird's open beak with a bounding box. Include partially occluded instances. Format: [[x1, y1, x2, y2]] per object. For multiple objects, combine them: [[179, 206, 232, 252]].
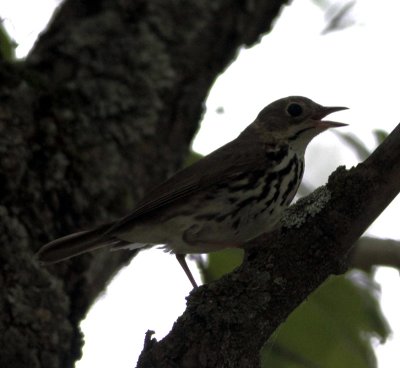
[[313, 106, 349, 129]]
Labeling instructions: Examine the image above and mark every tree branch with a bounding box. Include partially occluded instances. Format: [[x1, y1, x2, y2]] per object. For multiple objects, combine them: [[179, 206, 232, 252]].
[[0, 1, 289, 367], [136, 122, 400, 367], [351, 236, 400, 272]]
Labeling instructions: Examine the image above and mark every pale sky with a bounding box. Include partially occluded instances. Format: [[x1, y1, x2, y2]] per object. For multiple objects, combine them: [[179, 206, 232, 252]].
[[1, 0, 399, 367]]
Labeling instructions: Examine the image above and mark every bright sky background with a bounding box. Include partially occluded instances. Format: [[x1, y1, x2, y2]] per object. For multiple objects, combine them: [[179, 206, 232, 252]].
[[1, 0, 400, 367]]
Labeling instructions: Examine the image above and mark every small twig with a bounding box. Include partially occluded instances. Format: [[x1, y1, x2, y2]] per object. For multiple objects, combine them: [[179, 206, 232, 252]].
[[351, 237, 400, 272]]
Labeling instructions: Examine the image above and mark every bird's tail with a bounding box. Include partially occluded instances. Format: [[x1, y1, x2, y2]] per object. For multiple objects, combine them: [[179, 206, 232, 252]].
[[37, 222, 117, 264]]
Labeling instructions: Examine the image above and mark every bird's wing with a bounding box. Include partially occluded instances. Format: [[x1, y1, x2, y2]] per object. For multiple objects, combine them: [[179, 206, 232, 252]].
[[105, 136, 272, 235]]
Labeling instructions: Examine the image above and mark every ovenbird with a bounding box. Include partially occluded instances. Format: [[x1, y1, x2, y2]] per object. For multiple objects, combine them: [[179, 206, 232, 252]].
[[37, 96, 347, 287]]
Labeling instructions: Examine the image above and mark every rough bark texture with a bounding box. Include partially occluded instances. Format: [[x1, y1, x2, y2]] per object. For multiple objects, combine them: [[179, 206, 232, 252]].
[[0, 0, 288, 367], [136, 123, 400, 368]]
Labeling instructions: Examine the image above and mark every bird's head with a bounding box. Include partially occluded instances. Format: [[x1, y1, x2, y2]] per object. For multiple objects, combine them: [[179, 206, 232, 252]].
[[250, 96, 348, 152]]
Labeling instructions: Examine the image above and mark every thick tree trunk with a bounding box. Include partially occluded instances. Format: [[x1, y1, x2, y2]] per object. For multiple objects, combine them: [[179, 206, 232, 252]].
[[0, 1, 287, 367]]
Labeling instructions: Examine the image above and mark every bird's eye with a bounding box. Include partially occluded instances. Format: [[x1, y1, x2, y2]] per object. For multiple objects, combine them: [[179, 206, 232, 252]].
[[286, 103, 303, 117]]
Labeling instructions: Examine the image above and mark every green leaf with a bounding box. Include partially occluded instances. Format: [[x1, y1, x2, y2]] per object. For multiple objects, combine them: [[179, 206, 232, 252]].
[[0, 22, 16, 61], [202, 248, 244, 283], [334, 131, 371, 160], [372, 129, 388, 145], [184, 150, 203, 167], [261, 271, 390, 368]]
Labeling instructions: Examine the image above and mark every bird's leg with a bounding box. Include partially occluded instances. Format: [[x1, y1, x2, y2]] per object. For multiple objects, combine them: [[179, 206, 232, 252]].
[[175, 253, 198, 288]]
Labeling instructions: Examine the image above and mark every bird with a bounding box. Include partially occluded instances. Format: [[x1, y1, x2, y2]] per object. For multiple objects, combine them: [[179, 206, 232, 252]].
[[37, 96, 348, 288]]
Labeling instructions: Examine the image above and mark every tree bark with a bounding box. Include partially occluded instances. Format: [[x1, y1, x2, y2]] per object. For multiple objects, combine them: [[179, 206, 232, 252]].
[[0, 0, 288, 367], [136, 123, 400, 368]]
